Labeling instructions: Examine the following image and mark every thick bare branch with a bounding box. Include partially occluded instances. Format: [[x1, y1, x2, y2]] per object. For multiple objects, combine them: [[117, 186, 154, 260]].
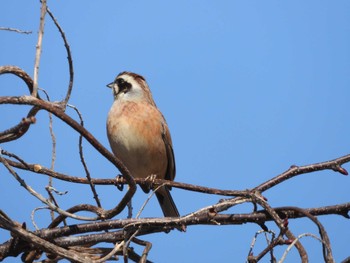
[[0, 203, 348, 260], [2, 152, 350, 199]]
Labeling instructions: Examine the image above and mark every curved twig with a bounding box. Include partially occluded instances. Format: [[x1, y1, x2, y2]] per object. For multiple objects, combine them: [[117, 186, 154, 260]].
[[0, 111, 37, 143], [0, 66, 39, 143], [67, 104, 102, 208], [279, 233, 334, 263], [38, 88, 58, 222], [132, 238, 152, 263], [279, 207, 334, 262], [0, 66, 34, 93], [247, 192, 308, 262], [46, 6, 74, 106]]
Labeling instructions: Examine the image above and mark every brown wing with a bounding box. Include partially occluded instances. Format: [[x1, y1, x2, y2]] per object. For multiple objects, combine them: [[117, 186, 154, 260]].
[[161, 121, 176, 183], [158, 121, 179, 218]]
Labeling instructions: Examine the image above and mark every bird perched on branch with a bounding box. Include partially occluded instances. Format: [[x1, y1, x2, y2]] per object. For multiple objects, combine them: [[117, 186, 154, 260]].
[[106, 72, 180, 218]]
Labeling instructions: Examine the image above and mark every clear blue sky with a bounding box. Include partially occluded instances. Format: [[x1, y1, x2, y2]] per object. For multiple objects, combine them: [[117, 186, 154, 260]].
[[1, 1, 350, 262]]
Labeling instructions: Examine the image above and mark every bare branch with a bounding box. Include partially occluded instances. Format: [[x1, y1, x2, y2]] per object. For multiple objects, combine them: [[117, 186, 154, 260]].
[[0, 65, 34, 93], [255, 156, 349, 193], [132, 238, 152, 263], [278, 207, 334, 262], [94, 240, 124, 263], [0, 211, 94, 263], [68, 104, 102, 208], [3, 152, 350, 200], [46, 6, 74, 106], [0, 66, 38, 143], [32, 0, 47, 98], [39, 88, 58, 222], [0, 114, 37, 143], [0, 27, 32, 34], [279, 233, 334, 263], [0, 202, 348, 260]]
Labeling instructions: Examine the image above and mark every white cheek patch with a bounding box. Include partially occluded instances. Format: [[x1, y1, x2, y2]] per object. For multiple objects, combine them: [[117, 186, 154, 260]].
[[113, 84, 119, 95]]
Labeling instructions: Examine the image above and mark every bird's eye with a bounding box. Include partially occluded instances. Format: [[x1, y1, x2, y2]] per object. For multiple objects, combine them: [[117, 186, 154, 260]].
[[116, 78, 131, 92]]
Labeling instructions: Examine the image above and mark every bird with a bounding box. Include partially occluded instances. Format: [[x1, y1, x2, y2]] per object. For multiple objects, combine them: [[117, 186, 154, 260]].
[[106, 71, 180, 218]]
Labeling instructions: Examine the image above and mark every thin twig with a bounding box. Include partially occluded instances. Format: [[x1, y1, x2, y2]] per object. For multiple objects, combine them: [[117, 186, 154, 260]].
[[46, 6, 74, 106], [32, 0, 47, 98], [247, 230, 276, 260], [246, 191, 308, 262], [0, 66, 34, 93], [264, 231, 277, 262], [45, 186, 68, 226], [0, 66, 38, 143], [255, 156, 350, 193], [280, 206, 334, 262], [0, 115, 36, 143], [278, 233, 333, 263], [39, 88, 57, 221], [123, 227, 141, 263], [95, 241, 124, 263], [135, 184, 165, 219], [0, 27, 32, 34], [132, 238, 152, 263], [127, 199, 133, 219], [68, 104, 102, 208], [31, 206, 49, 230]]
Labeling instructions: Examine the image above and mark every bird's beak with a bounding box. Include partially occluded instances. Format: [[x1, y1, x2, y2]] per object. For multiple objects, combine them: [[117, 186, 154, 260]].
[[107, 82, 114, 89]]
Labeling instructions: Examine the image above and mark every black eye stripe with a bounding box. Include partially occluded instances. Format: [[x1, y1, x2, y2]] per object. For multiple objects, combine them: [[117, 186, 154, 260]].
[[116, 78, 132, 92], [116, 78, 125, 86]]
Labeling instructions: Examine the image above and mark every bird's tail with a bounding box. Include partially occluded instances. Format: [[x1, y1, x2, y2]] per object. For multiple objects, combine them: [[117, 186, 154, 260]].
[[155, 186, 180, 217], [155, 186, 186, 231]]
